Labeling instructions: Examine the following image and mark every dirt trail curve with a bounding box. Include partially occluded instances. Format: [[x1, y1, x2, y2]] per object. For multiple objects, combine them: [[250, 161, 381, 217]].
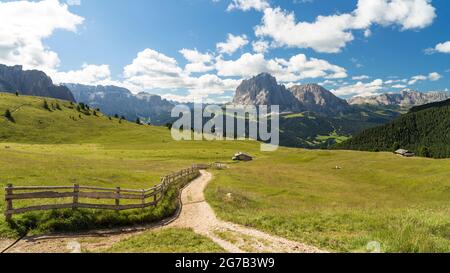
[[1, 171, 324, 253]]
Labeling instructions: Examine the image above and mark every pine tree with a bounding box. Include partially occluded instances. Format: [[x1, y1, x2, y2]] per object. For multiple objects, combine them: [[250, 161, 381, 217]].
[[392, 142, 400, 152], [4, 109, 14, 122], [43, 100, 51, 111]]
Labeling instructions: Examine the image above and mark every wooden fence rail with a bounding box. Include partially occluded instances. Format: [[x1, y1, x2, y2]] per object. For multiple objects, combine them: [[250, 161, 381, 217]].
[[4, 164, 211, 221]]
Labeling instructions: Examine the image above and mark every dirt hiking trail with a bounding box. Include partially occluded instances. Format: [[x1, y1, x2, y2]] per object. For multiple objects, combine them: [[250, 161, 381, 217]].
[[1, 171, 324, 253]]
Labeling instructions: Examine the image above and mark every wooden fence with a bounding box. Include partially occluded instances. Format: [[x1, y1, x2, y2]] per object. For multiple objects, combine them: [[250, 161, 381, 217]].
[[4, 164, 211, 221]]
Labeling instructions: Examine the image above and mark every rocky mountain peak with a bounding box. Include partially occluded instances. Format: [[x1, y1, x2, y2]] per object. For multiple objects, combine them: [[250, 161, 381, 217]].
[[289, 83, 350, 115], [0, 64, 75, 102], [232, 73, 303, 112]]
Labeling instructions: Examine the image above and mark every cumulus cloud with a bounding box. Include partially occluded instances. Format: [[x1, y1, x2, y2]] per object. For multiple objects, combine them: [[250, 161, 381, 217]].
[[255, 8, 354, 53], [428, 72, 442, 81], [408, 72, 442, 85], [227, 0, 270, 11], [426, 41, 450, 54], [0, 0, 84, 70], [252, 40, 270, 53], [435, 42, 450, 54], [215, 52, 347, 81], [216, 34, 249, 55], [50, 64, 112, 85], [179, 49, 214, 74], [332, 79, 384, 97], [122, 48, 240, 101], [252, 0, 436, 53]]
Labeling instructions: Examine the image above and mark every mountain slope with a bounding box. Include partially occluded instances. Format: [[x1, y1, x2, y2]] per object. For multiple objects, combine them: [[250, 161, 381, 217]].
[[336, 101, 450, 158], [0, 64, 75, 102], [232, 73, 303, 112], [231, 73, 400, 148], [348, 89, 450, 107], [289, 84, 351, 115], [65, 83, 174, 125]]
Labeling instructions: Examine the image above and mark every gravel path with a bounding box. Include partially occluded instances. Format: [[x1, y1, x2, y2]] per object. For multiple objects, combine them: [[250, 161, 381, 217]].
[[168, 171, 324, 253], [1, 171, 324, 253]]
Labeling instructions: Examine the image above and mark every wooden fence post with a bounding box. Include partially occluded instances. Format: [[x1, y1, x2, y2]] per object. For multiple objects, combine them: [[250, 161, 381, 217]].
[[153, 189, 158, 206], [141, 189, 145, 209], [115, 187, 121, 210], [5, 184, 13, 222], [73, 184, 79, 209]]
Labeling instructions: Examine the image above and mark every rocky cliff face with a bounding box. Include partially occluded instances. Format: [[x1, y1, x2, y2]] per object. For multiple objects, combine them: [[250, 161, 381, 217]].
[[289, 84, 351, 115], [65, 83, 175, 125], [348, 89, 450, 107], [0, 64, 75, 102], [232, 73, 351, 115], [232, 73, 303, 112]]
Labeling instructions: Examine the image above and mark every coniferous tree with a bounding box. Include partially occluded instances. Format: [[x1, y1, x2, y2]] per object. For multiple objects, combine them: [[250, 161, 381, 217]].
[[4, 109, 14, 122], [43, 100, 51, 111]]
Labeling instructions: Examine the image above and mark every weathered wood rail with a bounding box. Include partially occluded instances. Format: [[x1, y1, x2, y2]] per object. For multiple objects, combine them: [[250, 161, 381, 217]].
[[4, 164, 211, 221]]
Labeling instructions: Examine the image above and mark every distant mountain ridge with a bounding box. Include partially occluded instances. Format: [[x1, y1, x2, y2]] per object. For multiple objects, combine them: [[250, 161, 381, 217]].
[[0, 64, 75, 102], [65, 83, 175, 125], [232, 73, 351, 115], [348, 89, 450, 107]]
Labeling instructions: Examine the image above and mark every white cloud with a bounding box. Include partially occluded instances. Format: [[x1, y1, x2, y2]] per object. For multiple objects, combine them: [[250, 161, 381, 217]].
[[352, 0, 436, 30], [352, 75, 370, 80], [255, 8, 354, 53], [332, 79, 384, 97], [179, 49, 214, 74], [215, 52, 347, 81], [426, 41, 450, 54], [227, 0, 270, 11], [408, 75, 427, 85], [428, 72, 442, 81], [216, 34, 249, 55], [392, 84, 407, 89], [252, 40, 270, 53], [253, 0, 436, 53], [123, 48, 240, 101], [408, 72, 441, 85], [51, 64, 112, 85], [0, 0, 84, 70]]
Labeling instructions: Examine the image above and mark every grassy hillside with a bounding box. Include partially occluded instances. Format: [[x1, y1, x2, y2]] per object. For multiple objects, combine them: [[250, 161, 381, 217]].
[[0, 92, 255, 236], [336, 101, 450, 158], [206, 151, 450, 252], [1, 92, 449, 252]]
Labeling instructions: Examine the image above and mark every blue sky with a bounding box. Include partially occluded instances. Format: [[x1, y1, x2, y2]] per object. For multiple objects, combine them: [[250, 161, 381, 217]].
[[1, 0, 449, 102]]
